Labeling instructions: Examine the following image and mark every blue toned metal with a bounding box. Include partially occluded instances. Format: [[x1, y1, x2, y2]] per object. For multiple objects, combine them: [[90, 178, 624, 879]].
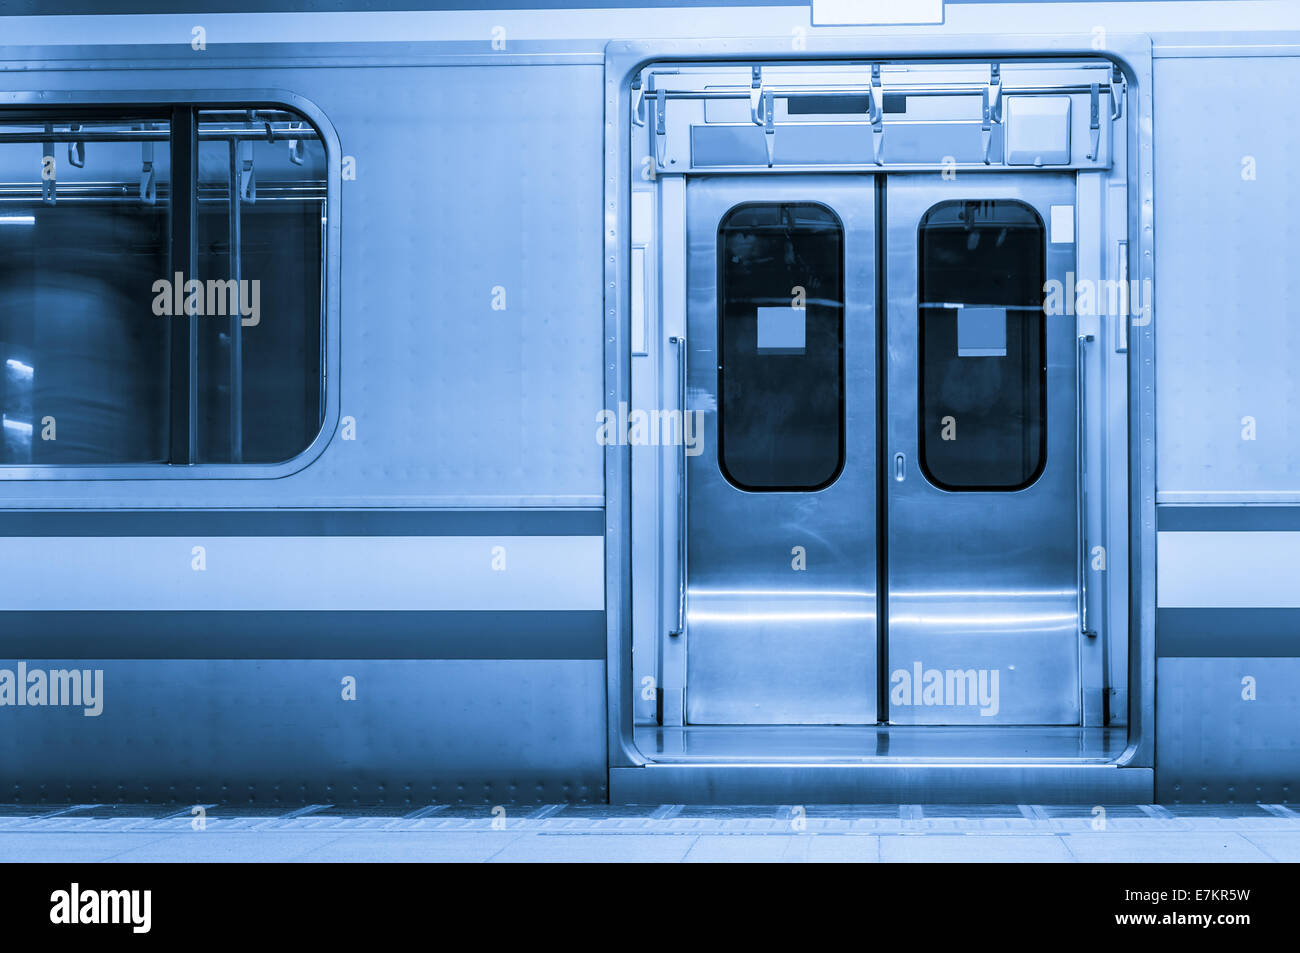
[[1154, 54, 1300, 503], [0, 508, 605, 536], [0, 660, 607, 804], [1156, 658, 1300, 803], [605, 32, 1157, 801], [0, 611, 606, 659], [0, 64, 603, 505], [3, 5, 1300, 810], [0, 44, 608, 802], [611, 763, 1152, 805], [683, 175, 878, 725], [886, 172, 1081, 726]]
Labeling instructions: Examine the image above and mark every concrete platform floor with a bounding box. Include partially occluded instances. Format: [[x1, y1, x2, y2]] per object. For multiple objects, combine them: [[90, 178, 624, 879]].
[[1, 802, 1298, 862]]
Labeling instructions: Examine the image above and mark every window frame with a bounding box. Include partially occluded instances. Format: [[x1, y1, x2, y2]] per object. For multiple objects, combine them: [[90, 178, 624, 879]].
[[914, 198, 1048, 493], [0, 88, 339, 481], [715, 200, 847, 494]]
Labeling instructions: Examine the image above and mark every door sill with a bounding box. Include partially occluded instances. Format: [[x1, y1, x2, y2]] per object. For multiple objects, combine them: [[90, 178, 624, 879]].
[[610, 760, 1152, 805], [634, 725, 1127, 765]]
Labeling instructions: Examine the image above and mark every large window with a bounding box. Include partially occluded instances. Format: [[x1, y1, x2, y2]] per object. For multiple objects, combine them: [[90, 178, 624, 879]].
[[0, 107, 326, 467], [717, 202, 844, 491], [917, 200, 1046, 491]]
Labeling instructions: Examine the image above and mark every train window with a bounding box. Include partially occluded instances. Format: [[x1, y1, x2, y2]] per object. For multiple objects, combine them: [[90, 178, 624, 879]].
[[0, 107, 326, 468], [195, 111, 325, 463], [0, 115, 172, 464], [917, 200, 1046, 491], [717, 202, 844, 491]]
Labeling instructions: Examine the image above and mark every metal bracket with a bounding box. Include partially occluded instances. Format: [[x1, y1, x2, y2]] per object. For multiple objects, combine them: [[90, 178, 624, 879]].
[[631, 75, 645, 128], [41, 123, 55, 205], [749, 65, 763, 125], [1109, 64, 1125, 120], [68, 123, 85, 169], [238, 139, 256, 204], [761, 89, 775, 167], [870, 64, 885, 165], [1087, 82, 1101, 160], [140, 127, 156, 206], [980, 63, 1002, 164], [653, 87, 667, 167], [287, 122, 306, 166]]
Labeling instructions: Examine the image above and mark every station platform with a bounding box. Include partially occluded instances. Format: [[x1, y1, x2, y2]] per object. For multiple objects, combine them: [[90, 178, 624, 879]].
[[1, 802, 1298, 862]]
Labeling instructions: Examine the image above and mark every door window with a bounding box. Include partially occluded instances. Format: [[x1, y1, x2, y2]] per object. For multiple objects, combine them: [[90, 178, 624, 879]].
[[916, 199, 1046, 491]]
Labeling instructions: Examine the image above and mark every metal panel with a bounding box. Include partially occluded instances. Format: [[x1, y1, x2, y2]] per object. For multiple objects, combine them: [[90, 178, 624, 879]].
[[886, 173, 1080, 725], [1154, 56, 1300, 501], [611, 763, 1152, 805], [683, 175, 877, 725], [1158, 530, 1300, 609], [0, 659, 607, 804], [0, 63, 603, 506], [0, 535, 603, 611], [605, 33, 1157, 780], [1156, 657, 1300, 803]]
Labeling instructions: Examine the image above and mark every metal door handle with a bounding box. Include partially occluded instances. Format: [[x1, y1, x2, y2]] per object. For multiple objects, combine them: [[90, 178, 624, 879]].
[[1077, 333, 1097, 640], [893, 452, 906, 482], [668, 335, 687, 638], [1115, 239, 1130, 353]]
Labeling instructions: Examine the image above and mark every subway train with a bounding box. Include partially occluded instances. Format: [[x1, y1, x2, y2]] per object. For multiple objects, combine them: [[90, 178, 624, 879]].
[[0, 0, 1296, 807]]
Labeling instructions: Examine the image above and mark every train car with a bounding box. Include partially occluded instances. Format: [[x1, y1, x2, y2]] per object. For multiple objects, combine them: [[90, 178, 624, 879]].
[[0, 0, 1296, 807]]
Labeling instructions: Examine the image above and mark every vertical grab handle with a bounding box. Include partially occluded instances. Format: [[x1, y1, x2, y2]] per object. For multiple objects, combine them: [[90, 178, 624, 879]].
[[1115, 240, 1130, 353], [1077, 333, 1097, 640], [668, 335, 687, 638]]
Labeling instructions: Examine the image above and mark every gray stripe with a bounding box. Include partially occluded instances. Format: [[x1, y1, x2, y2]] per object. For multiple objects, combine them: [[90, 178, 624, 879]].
[[1157, 608, 1300, 658], [0, 610, 605, 659], [3, 1, 794, 14], [0, 0, 1221, 13], [1157, 506, 1300, 532], [0, 509, 604, 537]]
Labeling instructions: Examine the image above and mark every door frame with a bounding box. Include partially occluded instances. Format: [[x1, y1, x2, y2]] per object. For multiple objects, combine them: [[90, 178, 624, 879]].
[[605, 41, 1155, 780]]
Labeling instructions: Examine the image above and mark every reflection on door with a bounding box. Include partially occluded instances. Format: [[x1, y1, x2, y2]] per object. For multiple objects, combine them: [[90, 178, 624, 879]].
[[683, 176, 878, 725], [681, 174, 1080, 727]]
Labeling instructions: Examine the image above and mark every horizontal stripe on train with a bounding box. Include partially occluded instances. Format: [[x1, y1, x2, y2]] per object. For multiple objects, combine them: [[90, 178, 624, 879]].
[[1158, 506, 1300, 532], [0, 509, 603, 537], [1157, 609, 1300, 658], [0, 536, 603, 611], [0, 610, 604, 659], [1156, 531, 1300, 609]]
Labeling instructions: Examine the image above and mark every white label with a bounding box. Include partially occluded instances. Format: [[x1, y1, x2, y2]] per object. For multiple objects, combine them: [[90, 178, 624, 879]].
[[812, 0, 944, 26], [1050, 205, 1075, 244], [756, 307, 806, 354], [957, 306, 1007, 357]]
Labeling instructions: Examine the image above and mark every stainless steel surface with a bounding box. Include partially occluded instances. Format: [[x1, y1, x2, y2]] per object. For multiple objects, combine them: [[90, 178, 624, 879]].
[[1077, 333, 1095, 640], [1154, 55, 1300, 502], [611, 763, 1151, 805], [886, 173, 1081, 725], [608, 34, 1157, 783], [683, 174, 877, 725], [1115, 238, 1129, 353], [636, 725, 1128, 763], [0, 659, 608, 803], [1156, 657, 1300, 803], [669, 333, 686, 638]]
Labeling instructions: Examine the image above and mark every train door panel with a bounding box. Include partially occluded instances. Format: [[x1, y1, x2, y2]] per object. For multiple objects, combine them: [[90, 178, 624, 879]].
[[682, 175, 878, 725], [885, 173, 1081, 725]]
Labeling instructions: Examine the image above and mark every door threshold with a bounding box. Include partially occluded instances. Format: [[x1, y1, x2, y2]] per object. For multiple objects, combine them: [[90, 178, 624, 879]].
[[634, 725, 1128, 765], [611, 760, 1152, 805]]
